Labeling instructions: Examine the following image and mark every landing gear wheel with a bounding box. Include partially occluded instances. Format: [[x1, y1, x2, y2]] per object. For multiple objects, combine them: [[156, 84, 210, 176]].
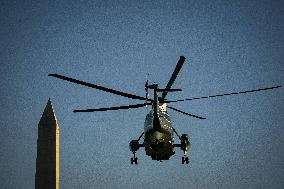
[[134, 157, 138, 164], [131, 155, 138, 165], [185, 156, 189, 164], [131, 158, 134, 164], [131, 152, 138, 165], [182, 156, 189, 164]]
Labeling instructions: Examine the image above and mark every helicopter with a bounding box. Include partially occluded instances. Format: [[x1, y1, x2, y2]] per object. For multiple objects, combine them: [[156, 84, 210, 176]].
[[49, 56, 281, 165]]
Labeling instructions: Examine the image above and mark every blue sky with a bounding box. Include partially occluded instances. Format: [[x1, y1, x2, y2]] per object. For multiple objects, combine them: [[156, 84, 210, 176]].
[[0, 0, 283, 188]]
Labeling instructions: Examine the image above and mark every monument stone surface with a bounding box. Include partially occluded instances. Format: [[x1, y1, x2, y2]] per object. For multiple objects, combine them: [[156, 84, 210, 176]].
[[35, 99, 59, 189]]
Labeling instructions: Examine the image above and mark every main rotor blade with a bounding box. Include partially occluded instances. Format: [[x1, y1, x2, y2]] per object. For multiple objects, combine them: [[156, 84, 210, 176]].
[[166, 85, 282, 103], [73, 102, 152, 112], [161, 56, 186, 101], [49, 74, 147, 101], [167, 106, 206, 119]]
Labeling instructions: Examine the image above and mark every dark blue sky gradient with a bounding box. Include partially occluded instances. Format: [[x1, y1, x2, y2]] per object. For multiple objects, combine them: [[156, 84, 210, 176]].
[[0, 0, 283, 188]]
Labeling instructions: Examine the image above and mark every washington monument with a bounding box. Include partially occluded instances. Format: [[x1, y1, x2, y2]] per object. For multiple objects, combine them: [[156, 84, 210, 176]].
[[35, 99, 60, 189]]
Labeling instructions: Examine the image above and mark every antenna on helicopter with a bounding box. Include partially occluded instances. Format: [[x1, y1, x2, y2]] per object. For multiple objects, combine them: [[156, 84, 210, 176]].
[[145, 79, 149, 107]]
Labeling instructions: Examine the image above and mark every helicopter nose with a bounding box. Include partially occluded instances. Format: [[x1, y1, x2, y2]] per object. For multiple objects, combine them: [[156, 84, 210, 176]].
[[150, 140, 165, 151]]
